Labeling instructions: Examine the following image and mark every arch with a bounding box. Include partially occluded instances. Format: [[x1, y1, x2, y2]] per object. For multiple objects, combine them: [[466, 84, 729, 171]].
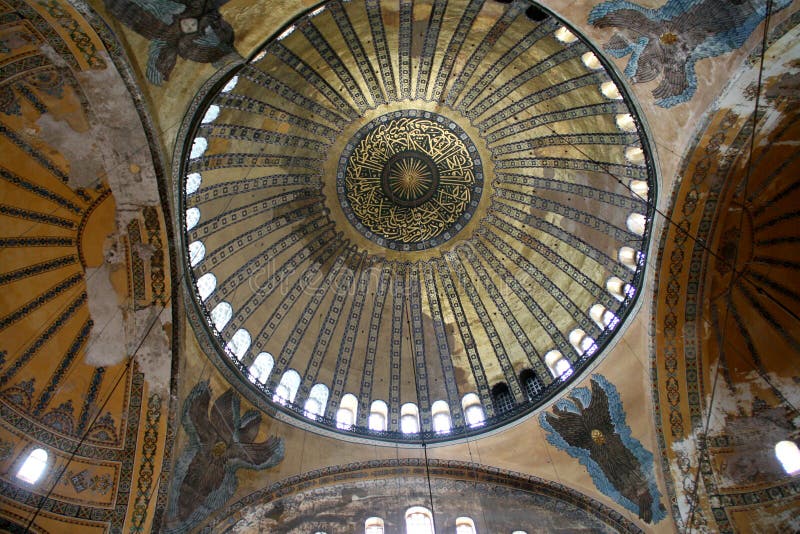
[[607, 276, 633, 302], [248, 352, 273, 385], [545, 350, 573, 380], [554, 26, 577, 44], [221, 75, 238, 93], [461, 393, 485, 427], [186, 207, 200, 230], [600, 81, 622, 100], [512, 531, 528, 534], [16, 448, 47, 484], [618, 246, 642, 271], [615, 113, 637, 132], [491, 383, 514, 415], [581, 52, 602, 70], [524, 5, 548, 22], [775, 440, 800, 474], [196, 272, 216, 301], [431, 400, 451, 433], [400, 402, 420, 434], [624, 146, 644, 164], [337, 393, 358, 429], [626, 213, 646, 236], [225, 328, 251, 360], [590, 304, 619, 330], [368, 400, 388, 431], [201, 104, 220, 124], [304, 384, 329, 420], [186, 172, 202, 195], [209, 301, 232, 331], [365, 516, 385, 534], [405, 506, 435, 534], [520, 369, 545, 401], [455, 517, 476, 534], [273, 369, 301, 405], [188, 240, 205, 266], [629, 179, 648, 199], [569, 329, 597, 356], [190, 137, 207, 159]]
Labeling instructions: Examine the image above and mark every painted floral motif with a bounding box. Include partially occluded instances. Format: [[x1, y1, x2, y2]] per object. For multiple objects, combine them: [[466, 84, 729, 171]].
[[589, 0, 791, 107], [167, 381, 284, 532], [103, 0, 237, 85], [540, 374, 666, 523]]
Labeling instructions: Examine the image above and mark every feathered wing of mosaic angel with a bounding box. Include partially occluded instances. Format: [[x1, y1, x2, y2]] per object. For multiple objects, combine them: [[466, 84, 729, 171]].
[[104, 0, 237, 84]]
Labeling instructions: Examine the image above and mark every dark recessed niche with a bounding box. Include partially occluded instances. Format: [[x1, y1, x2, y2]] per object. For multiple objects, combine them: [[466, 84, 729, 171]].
[[526, 5, 549, 21]]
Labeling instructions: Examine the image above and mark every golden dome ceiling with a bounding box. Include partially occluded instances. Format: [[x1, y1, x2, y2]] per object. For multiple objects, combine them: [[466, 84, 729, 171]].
[[179, 0, 656, 441]]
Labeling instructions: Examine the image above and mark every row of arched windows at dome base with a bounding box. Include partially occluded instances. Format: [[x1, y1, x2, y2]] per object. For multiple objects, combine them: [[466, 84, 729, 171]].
[[313, 509, 529, 534]]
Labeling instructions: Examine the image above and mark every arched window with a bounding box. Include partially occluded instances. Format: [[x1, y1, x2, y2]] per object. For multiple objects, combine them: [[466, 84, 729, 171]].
[[625, 146, 644, 164], [455, 517, 476, 534], [186, 172, 202, 195], [188, 241, 205, 266], [405, 506, 435, 534], [581, 52, 602, 70], [545, 350, 572, 380], [225, 328, 251, 360], [630, 180, 648, 199], [626, 213, 646, 236], [431, 400, 451, 433], [569, 329, 597, 356], [221, 75, 238, 93], [368, 400, 388, 431], [186, 207, 200, 230], [590, 304, 619, 330], [190, 137, 207, 159], [400, 402, 420, 434], [17, 448, 47, 484], [619, 247, 642, 271], [209, 301, 232, 331], [273, 369, 301, 405], [248, 352, 273, 385], [337, 393, 358, 429], [607, 276, 634, 302], [600, 81, 622, 100], [196, 272, 216, 301], [461, 393, 485, 427], [520, 369, 544, 401], [304, 384, 329, 420], [554, 26, 577, 44], [201, 104, 220, 124], [365, 516, 384, 534], [512, 531, 528, 534], [491, 383, 514, 415], [615, 113, 637, 132], [775, 440, 800, 474]]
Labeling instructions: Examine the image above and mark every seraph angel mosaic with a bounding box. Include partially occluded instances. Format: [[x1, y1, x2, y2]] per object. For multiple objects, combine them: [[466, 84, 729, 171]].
[[166, 381, 284, 533], [540, 374, 666, 523], [589, 0, 791, 107], [104, 0, 238, 85]]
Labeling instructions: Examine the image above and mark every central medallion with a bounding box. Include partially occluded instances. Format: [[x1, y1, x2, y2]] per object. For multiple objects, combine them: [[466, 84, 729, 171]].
[[337, 110, 483, 250]]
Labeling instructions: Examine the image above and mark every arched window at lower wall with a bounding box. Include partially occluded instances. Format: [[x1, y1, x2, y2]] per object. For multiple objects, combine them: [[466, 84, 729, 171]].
[[455, 516, 476, 534], [405, 506, 435, 534], [365, 516, 384, 534]]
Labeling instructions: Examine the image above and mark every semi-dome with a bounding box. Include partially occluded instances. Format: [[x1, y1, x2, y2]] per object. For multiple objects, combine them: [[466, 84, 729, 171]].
[[179, 0, 655, 442]]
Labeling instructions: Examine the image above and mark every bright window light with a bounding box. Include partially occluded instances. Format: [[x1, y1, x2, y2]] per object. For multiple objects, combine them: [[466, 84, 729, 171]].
[[776, 440, 800, 474], [17, 448, 47, 484]]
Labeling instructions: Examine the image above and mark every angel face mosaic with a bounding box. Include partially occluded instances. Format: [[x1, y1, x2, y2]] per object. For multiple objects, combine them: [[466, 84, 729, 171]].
[[337, 110, 483, 250]]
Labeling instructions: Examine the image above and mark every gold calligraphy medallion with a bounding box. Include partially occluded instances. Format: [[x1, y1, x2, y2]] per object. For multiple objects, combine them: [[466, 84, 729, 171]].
[[338, 111, 483, 250]]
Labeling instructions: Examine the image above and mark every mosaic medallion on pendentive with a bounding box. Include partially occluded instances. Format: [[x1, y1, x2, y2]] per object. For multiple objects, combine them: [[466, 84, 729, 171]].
[[337, 110, 483, 250]]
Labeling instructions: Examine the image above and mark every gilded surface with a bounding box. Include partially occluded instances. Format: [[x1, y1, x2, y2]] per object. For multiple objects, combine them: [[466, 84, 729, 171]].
[[340, 112, 481, 249]]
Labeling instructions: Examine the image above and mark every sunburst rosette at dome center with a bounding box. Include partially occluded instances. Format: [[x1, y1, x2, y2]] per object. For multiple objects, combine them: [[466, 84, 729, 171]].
[[178, 0, 657, 443]]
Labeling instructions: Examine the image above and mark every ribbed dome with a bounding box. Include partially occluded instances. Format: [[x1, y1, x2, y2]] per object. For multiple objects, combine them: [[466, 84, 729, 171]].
[[180, 0, 655, 442]]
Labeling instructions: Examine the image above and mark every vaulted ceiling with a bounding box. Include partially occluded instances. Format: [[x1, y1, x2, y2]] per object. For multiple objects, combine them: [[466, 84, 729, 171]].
[[0, 0, 798, 532]]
